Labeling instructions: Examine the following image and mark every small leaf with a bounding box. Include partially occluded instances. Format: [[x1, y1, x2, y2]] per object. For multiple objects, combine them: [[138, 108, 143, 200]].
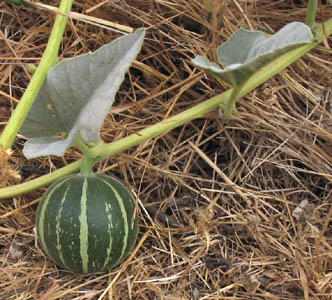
[[192, 22, 313, 86], [21, 28, 146, 158]]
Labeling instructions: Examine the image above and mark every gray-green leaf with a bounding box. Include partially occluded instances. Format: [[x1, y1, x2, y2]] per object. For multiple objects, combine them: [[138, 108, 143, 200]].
[[21, 28, 146, 158], [192, 22, 313, 86]]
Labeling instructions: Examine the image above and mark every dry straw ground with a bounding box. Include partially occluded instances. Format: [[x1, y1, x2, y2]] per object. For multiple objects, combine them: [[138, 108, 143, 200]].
[[1, 0, 332, 299]]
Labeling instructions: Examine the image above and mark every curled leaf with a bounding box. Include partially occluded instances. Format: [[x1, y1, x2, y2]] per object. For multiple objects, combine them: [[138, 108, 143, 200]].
[[192, 22, 313, 86]]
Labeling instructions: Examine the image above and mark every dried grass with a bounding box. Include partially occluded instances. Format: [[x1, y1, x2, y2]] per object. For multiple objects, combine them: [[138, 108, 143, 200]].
[[1, 0, 332, 299]]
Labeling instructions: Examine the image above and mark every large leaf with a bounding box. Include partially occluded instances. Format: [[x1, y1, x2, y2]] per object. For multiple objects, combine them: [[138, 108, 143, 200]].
[[192, 22, 313, 86], [21, 28, 145, 158]]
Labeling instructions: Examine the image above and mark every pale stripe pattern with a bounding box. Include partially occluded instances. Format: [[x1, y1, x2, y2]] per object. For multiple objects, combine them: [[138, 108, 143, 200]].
[[79, 178, 89, 273], [102, 178, 129, 266]]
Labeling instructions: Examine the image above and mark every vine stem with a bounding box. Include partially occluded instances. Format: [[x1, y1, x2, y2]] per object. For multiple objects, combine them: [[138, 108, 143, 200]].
[[306, 0, 318, 28], [0, 19, 331, 199], [0, 0, 74, 150]]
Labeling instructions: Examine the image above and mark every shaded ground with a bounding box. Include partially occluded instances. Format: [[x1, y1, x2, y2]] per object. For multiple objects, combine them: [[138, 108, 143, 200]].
[[1, 0, 332, 299]]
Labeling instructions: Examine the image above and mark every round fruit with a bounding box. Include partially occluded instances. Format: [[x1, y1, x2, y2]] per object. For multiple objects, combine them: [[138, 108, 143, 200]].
[[36, 173, 138, 274]]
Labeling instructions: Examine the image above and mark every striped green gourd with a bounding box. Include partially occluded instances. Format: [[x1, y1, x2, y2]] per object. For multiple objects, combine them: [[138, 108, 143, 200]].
[[36, 173, 138, 274]]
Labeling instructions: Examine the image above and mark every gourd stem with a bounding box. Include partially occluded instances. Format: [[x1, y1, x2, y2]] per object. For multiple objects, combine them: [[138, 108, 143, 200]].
[[80, 155, 94, 176], [75, 133, 95, 176]]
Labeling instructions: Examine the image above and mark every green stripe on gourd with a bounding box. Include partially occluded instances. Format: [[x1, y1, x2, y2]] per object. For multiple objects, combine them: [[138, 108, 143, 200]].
[[36, 174, 138, 274]]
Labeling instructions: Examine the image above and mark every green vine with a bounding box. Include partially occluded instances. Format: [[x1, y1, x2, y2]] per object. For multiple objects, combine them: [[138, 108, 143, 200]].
[[306, 0, 318, 28], [0, 0, 74, 150]]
